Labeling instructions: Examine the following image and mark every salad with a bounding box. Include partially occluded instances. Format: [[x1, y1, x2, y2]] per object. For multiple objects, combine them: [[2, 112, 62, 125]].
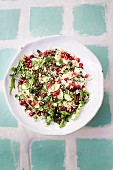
[[10, 49, 90, 128]]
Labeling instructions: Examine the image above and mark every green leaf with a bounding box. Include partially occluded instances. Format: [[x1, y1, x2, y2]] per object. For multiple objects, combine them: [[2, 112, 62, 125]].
[[37, 50, 42, 54], [10, 76, 15, 95]]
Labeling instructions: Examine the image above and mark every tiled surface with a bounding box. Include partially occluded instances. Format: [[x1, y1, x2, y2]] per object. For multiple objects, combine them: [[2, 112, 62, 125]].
[[73, 4, 106, 35], [0, 139, 19, 170], [0, 9, 20, 40], [87, 45, 109, 78], [0, 91, 18, 127], [0, 48, 17, 79], [30, 7, 63, 37], [87, 92, 111, 127], [0, 0, 113, 170], [31, 140, 65, 170], [77, 139, 113, 170]]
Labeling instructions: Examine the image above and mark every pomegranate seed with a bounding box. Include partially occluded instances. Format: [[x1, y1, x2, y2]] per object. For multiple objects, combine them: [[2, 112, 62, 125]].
[[76, 58, 80, 62], [39, 102, 44, 106], [76, 85, 81, 89], [30, 55, 34, 59], [52, 58, 55, 60], [72, 81, 76, 87], [79, 63, 83, 68], [66, 85, 70, 90], [37, 112, 41, 116], [18, 81, 23, 85], [24, 79, 28, 83], [23, 103, 27, 107], [70, 68, 74, 72], [47, 102, 52, 107], [58, 79, 61, 84], [35, 74, 39, 78], [52, 80, 55, 84], [29, 112, 35, 117], [35, 96, 39, 101], [28, 99, 32, 103], [22, 77, 26, 80], [65, 56, 68, 60], [85, 74, 89, 78], [41, 93, 46, 97], [19, 100, 25, 105], [58, 117, 61, 121], [71, 108, 75, 112], [64, 77, 69, 81], [59, 106, 63, 111], [56, 89, 60, 95], [29, 64, 32, 68], [33, 70, 37, 72], [69, 56, 74, 60], [46, 83, 51, 88], [54, 96, 58, 100], [82, 96, 85, 101], [31, 101, 36, 106], [28, 106, 31, 110], [27, 56, 31, 60], [72, 72, 76, 76]]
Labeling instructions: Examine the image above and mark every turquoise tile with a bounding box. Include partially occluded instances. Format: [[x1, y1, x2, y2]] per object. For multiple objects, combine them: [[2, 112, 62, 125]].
[[73, 5, 106, 35], [0, 91, 18, 127], [0, 9, 20, 40], [30, 7, 63, 37], [77, 139, 113, 170], [0, 139, 18, 170], [0, 48, 17, 80], [87, 45, 108, 78], [31, 140, 65, 170], [87, 92, 111, 127]]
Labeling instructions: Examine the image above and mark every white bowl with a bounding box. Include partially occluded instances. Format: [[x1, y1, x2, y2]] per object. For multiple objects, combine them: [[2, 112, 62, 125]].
[[4, 35, 104, 135]]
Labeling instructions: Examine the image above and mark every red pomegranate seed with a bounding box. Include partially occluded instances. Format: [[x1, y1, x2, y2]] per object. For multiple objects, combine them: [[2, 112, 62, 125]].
[[82, 96, 85, 101], [35, 74, 39, 78], [66, 85, 70, 90], [85, 74, 89, 78], [19, 100, 25, 105], [54, 96, 58, 100], [72, 72, 76, 76], [31, 101, 36, 106], [37, 112, 41, 116], [41, 93, 46, 97], [28, 106, 31, 110], [29, 112, 35, 117], [79, 63, 83, 68], [23, 103, 27, 107], [76, 85, 82, 89], [71, 108, 75, 112], [76, 58, 80, 62], [46, 83, 51, 88], [29, 64, 32, 68], [59, 106, 63, 111], [47, 102, 52, 107], [70, 68, 74, 72], [52, 80, 55, 84], [56, 89, 60, 95], [58, 79, 61, 84], [64, 77, 69, 81], [65, 56, 68, 60], [72, 81, 76, 87], [28, 99, 32, 103], [18, 81, 23, 85], [24, 79, 28, 83], [39, 102, 44, 106]]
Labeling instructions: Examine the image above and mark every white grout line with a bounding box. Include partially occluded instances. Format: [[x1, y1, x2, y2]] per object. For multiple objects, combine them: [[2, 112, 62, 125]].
[[65, 136, 77, 170]]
